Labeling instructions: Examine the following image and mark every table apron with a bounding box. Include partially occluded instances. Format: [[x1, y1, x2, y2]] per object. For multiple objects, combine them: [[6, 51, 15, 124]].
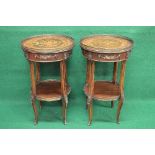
[[24, 51, 72, 62], [82, 50, 130, 62]]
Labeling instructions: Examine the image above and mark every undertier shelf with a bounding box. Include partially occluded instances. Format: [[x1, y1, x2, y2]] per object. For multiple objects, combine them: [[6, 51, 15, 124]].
[[84, 81, 120, 101], [36, 80, 70, 101]]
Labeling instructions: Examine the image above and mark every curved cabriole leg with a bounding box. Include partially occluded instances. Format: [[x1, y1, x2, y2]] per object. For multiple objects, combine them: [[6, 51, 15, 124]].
[[116, 61, 126, 123], [32, 97, 38, 125], [30, 61, 38, 125], [86, 60, 91, 109], [88, 100, 93, 126], [62, 97, 67, 125], [36, 62, 42, 109], [111, 62, 118, 108], [116, 97, 123, 123], [60, 60, 68, 125], [87, 61, 95, 126], [86, 59, 90, 84]]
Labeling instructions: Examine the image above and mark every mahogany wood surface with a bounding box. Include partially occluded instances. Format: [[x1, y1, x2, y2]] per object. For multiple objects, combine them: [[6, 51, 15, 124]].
[[21, 35, 74, 125], [84, 81, 120, 101], [36, 80, 71, 102], [81, 34, 133, 125]]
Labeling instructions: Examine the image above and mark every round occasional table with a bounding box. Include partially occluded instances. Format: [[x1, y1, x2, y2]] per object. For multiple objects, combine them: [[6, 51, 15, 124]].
[[80, 34, 133, 125], [21, 34, 74, 125]]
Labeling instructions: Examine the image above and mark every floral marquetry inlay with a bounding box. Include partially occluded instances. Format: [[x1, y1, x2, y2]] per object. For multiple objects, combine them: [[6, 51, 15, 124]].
[[32, 38, 63, 48], [22, 35, 74, 53], [81, 35, 133, 53]]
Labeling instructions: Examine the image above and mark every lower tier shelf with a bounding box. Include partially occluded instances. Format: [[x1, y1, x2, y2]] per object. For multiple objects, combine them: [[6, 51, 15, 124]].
[[84, 81, 120, 101], [36, 80, 71, 101]]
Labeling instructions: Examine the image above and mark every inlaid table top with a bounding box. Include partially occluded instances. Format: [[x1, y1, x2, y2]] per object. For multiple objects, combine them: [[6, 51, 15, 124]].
[[80, 35, 133, 53], [22, 34, 74, 54]]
